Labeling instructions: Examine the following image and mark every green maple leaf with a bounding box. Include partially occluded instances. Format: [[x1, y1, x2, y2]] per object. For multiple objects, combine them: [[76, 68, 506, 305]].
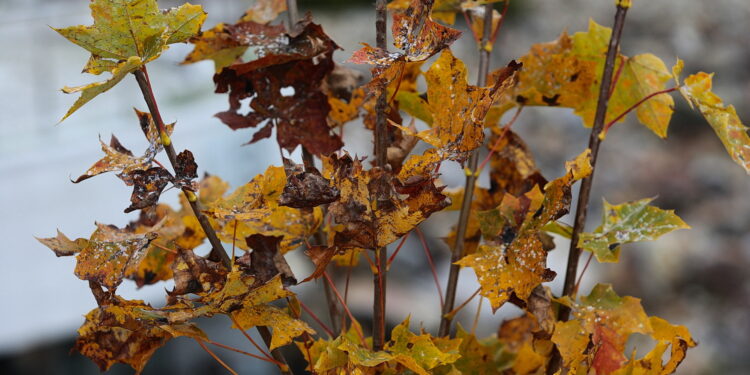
[[53, 0, 206, 121], [579, 198, 689, 263]]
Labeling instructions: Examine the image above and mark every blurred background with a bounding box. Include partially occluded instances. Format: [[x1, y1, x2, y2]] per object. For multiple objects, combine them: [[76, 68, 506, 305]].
[[1, 0, 748, 373]]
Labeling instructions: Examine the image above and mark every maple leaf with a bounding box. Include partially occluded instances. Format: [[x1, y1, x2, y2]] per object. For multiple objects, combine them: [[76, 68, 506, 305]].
[[75, 297, 207, 373], [673, 59, 750, 173], [579, 198, 689, 262], [168, 247, 226, 298], [203, 166, 322, 254], [392, 50, 520, 162], [74, 223, 158, 290], [553, 284, 653, 375], [36, 230, 90, 257], [386, 317, 461, 374], [243, 234, 297, 286], [213, 18, 343, 155], [54, 0, 206, 120], [433, 325, 512, 375], [445, 130, 548, 254], [327, 153, 448, 249], [457, 149, 592, 309], [612, 316, 696, 375], [499, 19, 674, 138], [74, 109, 173, 184], [182, 20, 286, 72], [349, 0, 461, 93]]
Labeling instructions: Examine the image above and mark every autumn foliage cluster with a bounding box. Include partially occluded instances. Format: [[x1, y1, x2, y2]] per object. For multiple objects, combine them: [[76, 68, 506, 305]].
[[37, 0, 750, 374]]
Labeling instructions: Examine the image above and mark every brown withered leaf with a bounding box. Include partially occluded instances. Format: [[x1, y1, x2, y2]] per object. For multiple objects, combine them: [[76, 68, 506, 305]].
[[245, 234, 297, 286], [36, 230, 89, 257], [279, 158, 340, 208], [124, 167, 173, 213], [349, 0, 461, 96], [169, 248, 227, 299], [327, 152, 448, 249], [75, 297, 205, 373], [75, 223, 158, 290], [75, 110, 173, 184], [214, 18, 343, 155], [173, 150, 198, 190], [302, 245, 338, 282]]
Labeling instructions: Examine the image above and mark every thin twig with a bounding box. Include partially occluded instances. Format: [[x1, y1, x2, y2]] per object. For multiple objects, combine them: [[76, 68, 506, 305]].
[[476, 106, 523, 173], [195, 339, 239, 375], [438, 2, 495, 338], [387, 232, 411, 267], [132, 68, 231, 269], [573, 252, 595, 296], [559, 4, 629, 319], [207, 339, 284, 365], [415, 227, 444, 308], [471, 296, 483, 335], [373, 0, 389, 351], [228, 314, 274, 361], [444, 287, 481, 319], [324, 271, 366, 346], [299, 299, 336, 337]]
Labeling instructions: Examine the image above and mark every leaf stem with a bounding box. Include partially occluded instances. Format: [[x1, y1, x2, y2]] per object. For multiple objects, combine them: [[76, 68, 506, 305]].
[[324, 271, 367, 346], [299, 298, 336, 337], [373, 0, 389, 351], [415, 227, 444, 309], [132, 68, 231, 269], [195, 339, 239, 375], [438, 2, 495, 338], [600, 86, 678, 137]]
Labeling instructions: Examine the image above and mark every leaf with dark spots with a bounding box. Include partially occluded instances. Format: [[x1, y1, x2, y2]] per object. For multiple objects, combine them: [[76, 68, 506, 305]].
[[245, 234, 297, 286], [173, 150, 198, 190], [74, 223, 158, 290], [326, 152, 448, 249], [168, 249, 227, 301], [279, 158, 340, 208], [213, 19, 343, 155], [124, 167, 173, 213], [542, 94, 561, 106]]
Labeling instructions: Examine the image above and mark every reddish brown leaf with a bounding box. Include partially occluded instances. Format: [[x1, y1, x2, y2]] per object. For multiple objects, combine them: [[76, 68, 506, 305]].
[[279, 158, 340, 208], [245, 234, 297, 286]]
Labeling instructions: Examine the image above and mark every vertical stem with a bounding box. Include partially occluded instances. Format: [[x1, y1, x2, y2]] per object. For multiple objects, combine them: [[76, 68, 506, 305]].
[[372, 0, 389, 351], [438, 2, 494, 338], [547, 5, 629, 375], [134, 68, 295, 373], [558, 4, 629, 320], [132, 69, 231, 269], [286, 0, 299, 29]]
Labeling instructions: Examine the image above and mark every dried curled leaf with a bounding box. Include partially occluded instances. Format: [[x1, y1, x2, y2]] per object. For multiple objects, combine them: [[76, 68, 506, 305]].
[[279, 158, 340, 208], [74, 110, 173, 184], [124, 167, 173, 213], [349, 0, 461, 92], [36, 230, 89, 257], [75, 297, 206, 373], [579, 198, 689, 262], [673, 59, 750, 173], [54, 0, 206, 120]]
